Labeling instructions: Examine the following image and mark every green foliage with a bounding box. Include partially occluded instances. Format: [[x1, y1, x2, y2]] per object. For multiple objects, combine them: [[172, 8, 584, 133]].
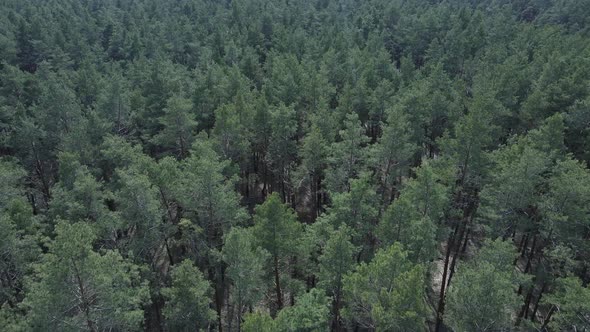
[[242, 289, 331, 332], [325, 112, 370, 193], [2, 1, 590, 331], [212, 102, 252, 164], [370, 108, 418, 202], [342, 243, 427, 331], [445, 240, 523, 332], [242, 311, 275, 332], [23, 222, 149, 331], [544, 277, 590, 331], [479, 141, 551, 237], [252, 193, 302, 311], [275, 289, 331, 332], [222, 227, 269, 326], [50, 154, 110, 226], [378, 162, 448, 263], [324, 174, 379, 258], [115, 168, 166, 257], [253, 193, 302, 262], [318, 226, 357, 294], [543, 157, 590, 257], [293, 123, 329, 215], [267, 104, 298, 198], [392, 63, 462, 156], [151, 94, 197, 158], [0, 160, 27, 211], [0, 214, 40, 307], [177, 135, 247, 257], [162, 259, 216, 331]]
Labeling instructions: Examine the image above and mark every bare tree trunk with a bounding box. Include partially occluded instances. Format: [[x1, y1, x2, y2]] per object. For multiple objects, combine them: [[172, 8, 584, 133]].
[[531, 281, 546, 322], [274, 254, 283, 313], [435, 222, 460, 332]]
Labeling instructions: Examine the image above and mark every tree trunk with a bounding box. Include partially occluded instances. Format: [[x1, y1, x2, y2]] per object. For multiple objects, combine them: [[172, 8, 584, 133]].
[[517, 286, 534, 324], [524, 234, 537, 274], [540, 306, 555, 331], [460, 227, 470, 253], [72, 261, 97, 332], [435, 222, 460, 332], [447, 213, 471, 288], [274, 254, 283, 312], [531, 281, 545, 322]]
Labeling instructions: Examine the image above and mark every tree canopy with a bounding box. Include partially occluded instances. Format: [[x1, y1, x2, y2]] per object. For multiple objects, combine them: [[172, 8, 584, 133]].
[[1, 0, 590, 331]]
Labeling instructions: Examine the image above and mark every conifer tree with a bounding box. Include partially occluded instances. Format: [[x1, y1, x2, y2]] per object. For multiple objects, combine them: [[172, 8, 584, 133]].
[[23, 222, 149, 331], [252, 193, 302, 313]]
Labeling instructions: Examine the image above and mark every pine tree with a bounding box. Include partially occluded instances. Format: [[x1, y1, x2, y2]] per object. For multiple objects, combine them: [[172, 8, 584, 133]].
[[445, 240, 525, 332], [176, 135, 247, 325], [543, 277, 590, 331], [267, 104, 298, 202], [293, 123, 329, 219], [162, 259, 217, 331], [151, 94, 197, 159], [222, 227, 269, 330], [318, 226, 357, 330], [23, 222, 149, 331], [342, 243, 426, 331], [325, 112, 369, 193], [252, 193, 302, 313], [324, 173, 379, 260], [370, 108, 418, 204]]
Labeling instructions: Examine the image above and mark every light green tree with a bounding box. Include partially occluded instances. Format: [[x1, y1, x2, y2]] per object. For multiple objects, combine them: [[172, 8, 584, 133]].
[[370, 108, 418, 204], [318, 226, 357, 330], [342, 243, 427, 331], [378, 163, 448, 263], [252, 193, 302, 312], [162, 259, 216, 331], [242, 288, 331, 332], [543, 277, 590, 331], [325, 112, 370, 193], [222, 227, 269, 330], [445, 240, 524, 332], [23, 222, 149, 332], [324, 173, 379, 259]]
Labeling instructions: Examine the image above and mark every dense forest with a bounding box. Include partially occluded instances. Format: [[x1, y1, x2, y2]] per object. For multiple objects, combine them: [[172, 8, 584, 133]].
[[1, 0, 590, 331]]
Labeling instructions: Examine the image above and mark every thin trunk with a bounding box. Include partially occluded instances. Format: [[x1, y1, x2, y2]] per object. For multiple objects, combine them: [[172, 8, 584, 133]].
[[226, 290, 233, 332], [72, 261, 97, 332], [332, 289, 342, 332], [524, 235, 537, 274], [511, 228, 517, 241], [460, 227, 470, 253], [531, 281, 546, 322], [164, 239, 174, 266], [236, 295, 243, 332], [520, 234, 530, 258], [540, 306, 555, 331], [446, 224, 464, 288], [29, 193, 38, 215], [274, 254, 283, 312], [517, 286, 533, 323], [316, 175, 322, 219], [31, 142, 51, 205], [435, 222, 460, 332], [448, 211, 473, 287], [215, 273, 223, 332]]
